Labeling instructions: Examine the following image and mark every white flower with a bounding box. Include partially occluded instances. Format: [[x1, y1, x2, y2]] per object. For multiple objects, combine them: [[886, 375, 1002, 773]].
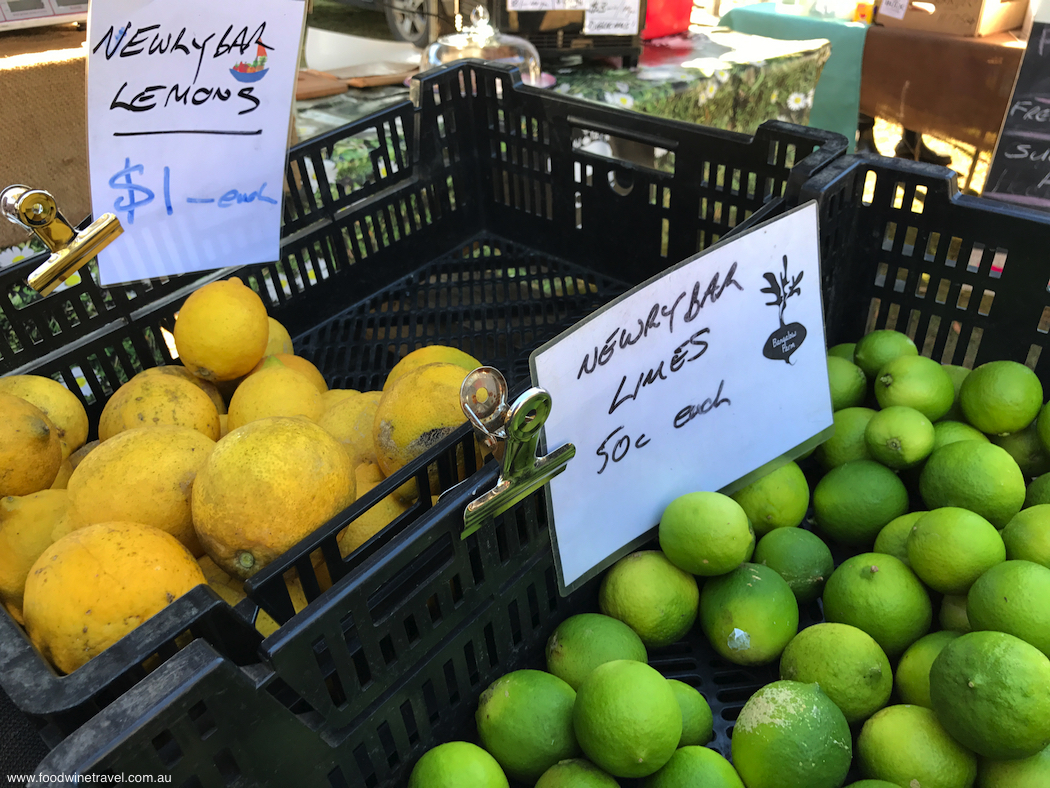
[[554, 82, 572, 94], [604, 91, 634, 109], [715, 69, 731, 84], [705, 83, 718, 99], [788, 92, 806, 111], [806, 89, 815, 107], [615, 81, 630, 93], [770, 90, 779, 104], [0, 243, 35, 269]]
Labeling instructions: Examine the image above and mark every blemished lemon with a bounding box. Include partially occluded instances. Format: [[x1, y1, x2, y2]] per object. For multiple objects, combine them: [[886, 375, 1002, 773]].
[[967, 560, 1050, 658], [572, 660, 682, 779], [815, 407, 876, 470], [828, 356, 867, 411], [407, 741, 508, 788], [874, 354, 955, 421], [0, 375, 88, 459], [813, 460, 909, 547], [227, 360, 324, 430], [1025, 472, 1050, 508], [920, 440, 1026, 529], [977, 743, 1050, 788], [828, 342, 856, 361], [642, 746, 744, 788], [598, 551, 698, 648], [779, 623, 892, 724], [752, 527, 834, 604], [729, 461, 809, 537], [933, 420, 989, 450], [822, 553, 932, 658], [961, 360, 1043, 436], [907, 508, 1005, 595], [940, 594, 972, 633], [318, 392, 381, 467], [854, 330, 918, 380], [536, 759, 619, 788], [731, 680, 852, 788], [857, 704, 977, 788], [666, 680, 713, 747], [383, 345, 481, 393], [930, 630, 1050, 759], [0, 394, 62, 496], [545, 613, 648, 691], [699, 563, 799, 665], [476, 670, 580, 782], [249, 353, 328, 394], [173, 277, 269, 382], [139, 366, 227, 416], [894, 630, 961, 708], [941, 364, 971, 422], [992, 420, 1050, 477], [1002, 505, 1050, 568], [864, 405, 935, 469], [873, 511, 926, 567], [98, 374, 220, 442], [659, 491, 754, 575]]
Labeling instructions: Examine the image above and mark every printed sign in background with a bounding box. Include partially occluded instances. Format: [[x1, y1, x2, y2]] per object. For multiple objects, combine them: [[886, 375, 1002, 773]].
[[531, 202, 833, 592], [87, 0, 306, 285]]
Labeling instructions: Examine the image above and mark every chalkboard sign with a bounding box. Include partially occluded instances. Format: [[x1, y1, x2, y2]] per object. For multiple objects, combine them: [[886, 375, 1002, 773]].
[[984, 23, 1050, 210]]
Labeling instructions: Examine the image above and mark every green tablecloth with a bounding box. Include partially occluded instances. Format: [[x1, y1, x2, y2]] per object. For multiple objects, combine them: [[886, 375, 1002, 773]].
[[552, 29, 831, 136], [720, 3, 868, 152]]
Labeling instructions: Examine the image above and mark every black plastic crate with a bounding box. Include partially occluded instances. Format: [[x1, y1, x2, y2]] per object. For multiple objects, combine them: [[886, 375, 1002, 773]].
[[0, 61, 847, 778]]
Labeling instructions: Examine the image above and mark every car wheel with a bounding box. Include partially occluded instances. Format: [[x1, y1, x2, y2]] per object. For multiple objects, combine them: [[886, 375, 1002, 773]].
[[384, 0, 430, 47]]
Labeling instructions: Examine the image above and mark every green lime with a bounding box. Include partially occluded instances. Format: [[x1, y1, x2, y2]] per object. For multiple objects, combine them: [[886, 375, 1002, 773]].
[[599, 551, 699, 649], [874, 354, 956, 421], [907, 508, 1005, 595], [642, 746, 744, 788], [920, 441, 1026, 529], [1003, 505, 1050, 568], [933, 420, 990, 451], [829, 356, 868, 411], [573, 660, 682, 779], [843, 782, 901, 788], [1025, 473, 1050, 508], [659, 492, 754, 576], [822, 553, 932, 658], [731, 680, 852, 788], [967, 560, 1050, 658], [666, 680, 713, 747], [854, 330, 918, 380], [536, 759, 620, 788], [873, 511, 926, 567], [476, 670, 579, 782], [940, 595, 972, 633], [941, 364, 971, 422], [960, 360, 1043, 436], [864, 405, 935, 469], [977, 744, 1050, 788], [813, 460, 910, 547], [1037, 401, 1050, 455], [857, 705, 977, 788], [815, 407, 876, 470], [930, 630, 1050, 759], [828, 342, 856, 361], [752, 527, 834, 604], [699, 562, 799, 665], [991, 419, 1050, 477], [779, 623, 892, 724], [730, 461, 810, 537], [546, 614, 648, 691], [408, 741, 509, 788], [895, 630, 962, 708]]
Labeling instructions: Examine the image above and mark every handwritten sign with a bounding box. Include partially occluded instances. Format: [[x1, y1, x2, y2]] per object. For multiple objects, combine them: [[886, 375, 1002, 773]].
[[506, 0, 585, 10], [87, 0, 306, 285], [877, 0, 910, 21], [984, 21, 1050, 211], [531, 202, 833, 592], [583, 0, 641, 35]]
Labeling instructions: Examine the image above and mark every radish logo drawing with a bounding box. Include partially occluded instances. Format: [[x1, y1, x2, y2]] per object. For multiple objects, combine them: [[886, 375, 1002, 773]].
[[761, 255, 807, 364]]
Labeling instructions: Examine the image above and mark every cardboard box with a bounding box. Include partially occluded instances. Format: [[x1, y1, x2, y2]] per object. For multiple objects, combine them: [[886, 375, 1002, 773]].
[[876, 0, 1029, 37]]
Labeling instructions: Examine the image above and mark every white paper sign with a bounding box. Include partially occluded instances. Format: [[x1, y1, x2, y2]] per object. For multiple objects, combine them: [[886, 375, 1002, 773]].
[[531, 202, 833, 591], [878, 0, 910, 21], [583, 0, 641, 35], [506, 0, 586, 10], [87, 0, 306, 285]]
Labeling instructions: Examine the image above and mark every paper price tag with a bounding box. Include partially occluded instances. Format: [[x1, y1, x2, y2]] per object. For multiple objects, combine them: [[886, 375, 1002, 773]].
[[531, 202, 833, 592], [87, 0, 306, 285], [583, 0, 641, 35], [878, 0, 909, 21]]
